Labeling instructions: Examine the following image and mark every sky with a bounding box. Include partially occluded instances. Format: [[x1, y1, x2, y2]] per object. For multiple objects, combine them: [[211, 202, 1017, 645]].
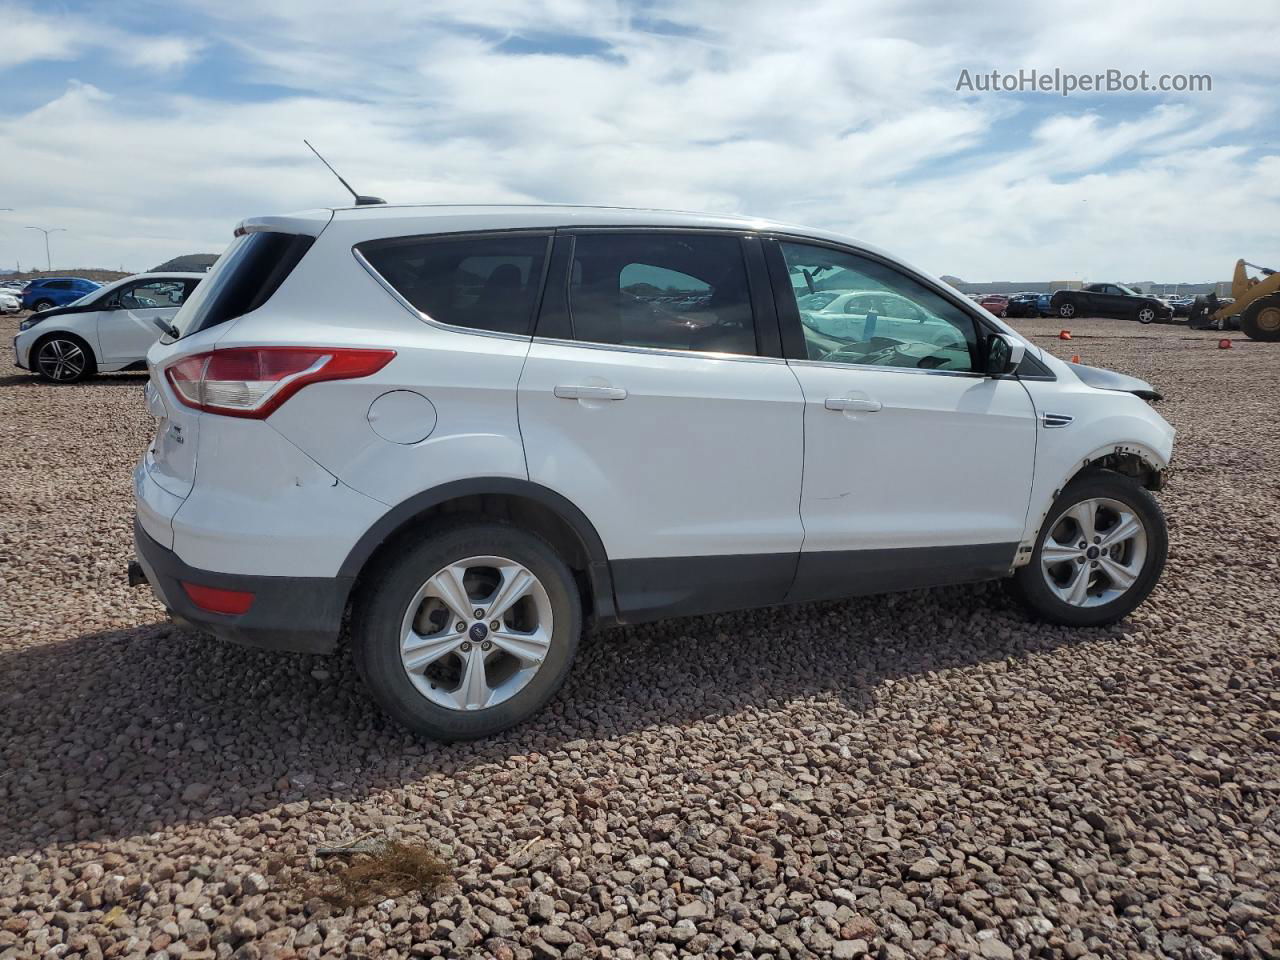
[[0, 0, 1276, 281]]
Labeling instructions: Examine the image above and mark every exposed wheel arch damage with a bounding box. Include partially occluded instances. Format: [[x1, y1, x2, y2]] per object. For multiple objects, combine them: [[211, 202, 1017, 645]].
[[1013, 445, 1168, 568], [1064, 446, 1168, 493]]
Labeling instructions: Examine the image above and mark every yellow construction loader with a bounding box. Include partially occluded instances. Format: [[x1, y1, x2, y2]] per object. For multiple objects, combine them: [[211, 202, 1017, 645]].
[[1188, 259, 1280, 341]]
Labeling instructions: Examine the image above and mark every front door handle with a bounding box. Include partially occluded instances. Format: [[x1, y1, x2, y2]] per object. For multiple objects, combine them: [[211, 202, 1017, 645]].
[[825, 397, 882, 413], [554, 384, 628, 401]]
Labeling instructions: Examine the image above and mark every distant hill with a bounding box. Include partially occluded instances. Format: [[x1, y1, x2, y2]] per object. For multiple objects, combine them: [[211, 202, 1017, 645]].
[[150, 253, 218, 273], [3, 269, 129, 283]]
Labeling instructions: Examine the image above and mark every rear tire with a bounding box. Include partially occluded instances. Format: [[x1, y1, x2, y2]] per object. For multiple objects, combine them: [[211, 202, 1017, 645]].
[[352, 521, 581, 740], [1009, 471, 1167, 627], [1240, 295, 1280, 342], [33, 299, 54, 312]]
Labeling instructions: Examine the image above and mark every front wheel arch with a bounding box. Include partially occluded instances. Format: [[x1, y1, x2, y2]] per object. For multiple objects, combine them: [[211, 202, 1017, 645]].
[[1063, 447, 1167, 492]]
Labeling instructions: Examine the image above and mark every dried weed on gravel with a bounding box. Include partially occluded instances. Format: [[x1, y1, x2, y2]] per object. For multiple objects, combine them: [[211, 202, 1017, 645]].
[[0, 314, 1278, 960], [297, 842, 452, 910]]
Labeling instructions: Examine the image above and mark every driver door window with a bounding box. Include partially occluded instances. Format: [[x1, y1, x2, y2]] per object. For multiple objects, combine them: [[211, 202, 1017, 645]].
[[778, 242, 979, 372], [119, 280, 188, 310]]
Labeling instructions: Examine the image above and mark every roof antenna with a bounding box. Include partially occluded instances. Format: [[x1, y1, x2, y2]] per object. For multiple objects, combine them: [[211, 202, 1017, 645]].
[[303, 139, 385, 206]]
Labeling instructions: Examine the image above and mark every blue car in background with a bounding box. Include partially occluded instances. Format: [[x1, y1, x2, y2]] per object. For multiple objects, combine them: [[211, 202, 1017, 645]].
[[21, 277, 101, 312], [1037, 292, 1052, 316]]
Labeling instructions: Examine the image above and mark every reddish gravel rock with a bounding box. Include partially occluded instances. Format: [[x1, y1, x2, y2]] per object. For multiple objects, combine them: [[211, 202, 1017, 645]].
[[1, 314, 1279, 959]]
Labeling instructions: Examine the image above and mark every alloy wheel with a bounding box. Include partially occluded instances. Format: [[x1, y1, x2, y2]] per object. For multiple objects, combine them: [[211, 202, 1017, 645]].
[[1040, 497, 1148, 607], [37, 339, 87, 382], [399, 555, 553, 711], [1138, 307, 1155, 323], [1060, 303, 1075, 318]]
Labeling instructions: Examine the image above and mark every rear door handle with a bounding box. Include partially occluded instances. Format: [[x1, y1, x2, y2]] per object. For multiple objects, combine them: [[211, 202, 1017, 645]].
[[553, 384, 628, 401], [825, 397, 882, 413]]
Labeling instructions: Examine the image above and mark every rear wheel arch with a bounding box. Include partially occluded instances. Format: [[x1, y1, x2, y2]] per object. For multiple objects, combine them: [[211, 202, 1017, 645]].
[[341, 478, 618, 625]]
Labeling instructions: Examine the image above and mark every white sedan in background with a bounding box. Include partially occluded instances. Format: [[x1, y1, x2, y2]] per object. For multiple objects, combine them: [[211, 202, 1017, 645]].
[[12, 273, 203, 383], [0, 291, 19, 314]]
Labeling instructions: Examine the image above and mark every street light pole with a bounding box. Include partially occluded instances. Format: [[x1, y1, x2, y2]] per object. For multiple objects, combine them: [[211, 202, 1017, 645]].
[[25, 226, 66, 272]]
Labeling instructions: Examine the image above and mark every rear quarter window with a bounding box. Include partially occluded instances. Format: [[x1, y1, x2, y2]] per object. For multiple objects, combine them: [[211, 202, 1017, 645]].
[[356, 233, 551, 336]]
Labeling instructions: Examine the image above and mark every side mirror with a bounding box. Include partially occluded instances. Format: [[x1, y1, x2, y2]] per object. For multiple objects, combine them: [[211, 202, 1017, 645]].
[[983, 332, 1025, 376]]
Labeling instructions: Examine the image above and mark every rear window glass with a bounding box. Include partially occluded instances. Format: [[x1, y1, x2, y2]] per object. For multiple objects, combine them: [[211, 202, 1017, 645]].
[[357, 234, 550, 336], [171, 232, 313, 339]]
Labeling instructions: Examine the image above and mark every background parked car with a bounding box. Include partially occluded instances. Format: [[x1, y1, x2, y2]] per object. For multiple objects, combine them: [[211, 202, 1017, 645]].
[[21, 277, 101, 312], [976, 294, 1009, 317], [1005, 292, 1042, 318], [13, 273, 203, 383], [1036, 292, 1053, 316], [1049, 283, 1173, 324], [1165, 296, 1194, 318], [0, 290, 20, 314]]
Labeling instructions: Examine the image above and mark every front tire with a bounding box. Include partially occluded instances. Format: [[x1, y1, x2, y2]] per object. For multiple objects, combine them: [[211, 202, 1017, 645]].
[[1136, 304, 1156, 324], [33, 334, 96, 383], [1010, 471, 1167, 627], [352, 522, 582, 740], [1240, 295, 1280, 342], [1058, 301, 1076, 319]]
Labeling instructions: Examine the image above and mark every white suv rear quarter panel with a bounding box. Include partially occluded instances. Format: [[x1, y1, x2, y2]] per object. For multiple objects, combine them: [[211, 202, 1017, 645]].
[[171, 416, 387, 576], [237, 237, 533, 507]]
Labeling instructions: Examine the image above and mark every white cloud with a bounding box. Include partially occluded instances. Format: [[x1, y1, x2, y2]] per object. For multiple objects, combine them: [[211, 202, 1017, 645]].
[[127, 36, 205, 72], [0, 4, 79, 69], [0, 4, 203, 73], [0, 0, 1276, 280]]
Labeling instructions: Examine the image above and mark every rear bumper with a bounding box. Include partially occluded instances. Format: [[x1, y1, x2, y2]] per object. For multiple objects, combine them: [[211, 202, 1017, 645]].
[[133, 517, 351, 654]]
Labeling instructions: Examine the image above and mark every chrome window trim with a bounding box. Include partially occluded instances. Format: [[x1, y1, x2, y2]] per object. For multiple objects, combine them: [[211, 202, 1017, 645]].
[[786, 357, 988, 379], [352, 241, 543, 344], [529, 334, 786, 365]]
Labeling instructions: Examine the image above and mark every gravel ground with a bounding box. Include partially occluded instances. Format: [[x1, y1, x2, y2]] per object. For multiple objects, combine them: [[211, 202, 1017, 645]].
[[1, 314, 1278, 960]]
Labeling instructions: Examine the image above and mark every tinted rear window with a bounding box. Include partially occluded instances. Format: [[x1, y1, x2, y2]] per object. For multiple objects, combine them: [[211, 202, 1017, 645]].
[[171, 231, 313, 338], [357, 233, 550, 336]]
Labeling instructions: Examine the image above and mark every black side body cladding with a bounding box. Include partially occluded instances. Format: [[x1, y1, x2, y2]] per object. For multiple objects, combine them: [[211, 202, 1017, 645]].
[[785, 542, 1019, 605], [610, 553, 799, 623]]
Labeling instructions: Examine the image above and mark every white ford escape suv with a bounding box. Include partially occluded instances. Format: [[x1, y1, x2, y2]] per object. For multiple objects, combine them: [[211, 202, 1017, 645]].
[[132, 205, 1175, 740]]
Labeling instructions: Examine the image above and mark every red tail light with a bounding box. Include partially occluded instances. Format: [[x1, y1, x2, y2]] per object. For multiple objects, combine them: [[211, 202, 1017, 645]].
[[165, 347, 395, 419]]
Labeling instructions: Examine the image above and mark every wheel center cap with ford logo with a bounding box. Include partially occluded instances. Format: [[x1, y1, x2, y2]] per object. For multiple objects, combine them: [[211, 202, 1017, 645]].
[[469, 622, 489, 642]]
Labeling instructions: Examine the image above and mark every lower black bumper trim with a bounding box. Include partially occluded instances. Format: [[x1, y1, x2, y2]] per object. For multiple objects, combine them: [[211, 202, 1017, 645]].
[[133, 518, 352, 654]]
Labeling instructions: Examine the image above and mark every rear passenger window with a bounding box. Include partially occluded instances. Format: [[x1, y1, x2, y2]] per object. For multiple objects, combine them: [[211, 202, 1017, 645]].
[[568, 233, 756, 355], [359, 234, 549, 336]]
